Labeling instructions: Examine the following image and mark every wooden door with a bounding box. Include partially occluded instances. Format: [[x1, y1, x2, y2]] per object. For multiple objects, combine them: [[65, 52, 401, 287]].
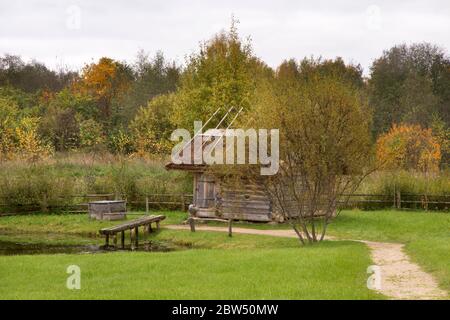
[[196, 174, 215, 208]]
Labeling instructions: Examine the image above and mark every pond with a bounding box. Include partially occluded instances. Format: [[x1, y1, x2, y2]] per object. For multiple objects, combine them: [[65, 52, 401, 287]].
[[0, 239, 180, 255]]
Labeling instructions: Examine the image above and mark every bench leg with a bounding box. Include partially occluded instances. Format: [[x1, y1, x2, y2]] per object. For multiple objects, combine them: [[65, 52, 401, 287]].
[[113, 233, 117, 248], [134, 226, 139, 248], [121, 231, 125, 249], [105, 234, 109, 247], [149, 223, 153, 233], [144, 224, 148, 238], [130, 228, 135, 250], [189, 217, 195, 232], [156, 221, 160, 229]]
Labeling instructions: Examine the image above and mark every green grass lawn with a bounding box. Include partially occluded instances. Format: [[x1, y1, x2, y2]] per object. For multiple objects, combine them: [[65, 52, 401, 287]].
[[0, 209, 448, 299], [0, 210, 384, 299], [0, 210, 186, 238], [0, 237, 381, 299]]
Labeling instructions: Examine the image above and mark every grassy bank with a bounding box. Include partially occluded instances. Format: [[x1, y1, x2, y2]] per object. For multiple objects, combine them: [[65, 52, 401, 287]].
[[0, 238, 381, 300], [0, 210, 186, 237]]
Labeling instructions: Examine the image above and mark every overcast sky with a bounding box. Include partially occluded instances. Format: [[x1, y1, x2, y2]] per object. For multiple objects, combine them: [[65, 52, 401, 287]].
[[1, 0, 449, 75]]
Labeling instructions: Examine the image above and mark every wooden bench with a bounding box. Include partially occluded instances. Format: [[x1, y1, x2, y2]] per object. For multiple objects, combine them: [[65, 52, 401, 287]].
[[99, 215, 166, 249], [187, 216, 233, 237]]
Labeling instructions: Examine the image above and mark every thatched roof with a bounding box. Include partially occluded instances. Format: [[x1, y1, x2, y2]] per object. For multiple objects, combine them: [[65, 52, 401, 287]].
[[165, 162, 207, 172]]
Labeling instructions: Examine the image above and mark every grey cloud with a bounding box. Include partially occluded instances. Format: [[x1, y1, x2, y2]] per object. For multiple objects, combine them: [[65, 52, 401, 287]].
[[0, 0, 449, 74]]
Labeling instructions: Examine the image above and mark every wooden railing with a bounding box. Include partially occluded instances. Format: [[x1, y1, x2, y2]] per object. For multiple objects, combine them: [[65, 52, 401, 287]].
[[0, 193, 194, 215], [0, 193, 448, 216]]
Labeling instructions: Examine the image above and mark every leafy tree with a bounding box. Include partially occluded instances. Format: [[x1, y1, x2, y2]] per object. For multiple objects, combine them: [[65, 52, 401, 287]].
[[298, 57, 365, 88], [39, 106, 80, 151], [0, 86, 37, 111], [74, 57, 133, 122], [117, 51, 180, 125], [376, 124, 441, 173], [15, 117, 53, 162], [369, 43, 450, 135], [0, 96, 53, 161], [44, 88, 98, 120], [36, 88, 97, 151], [0, 54, 77, 93], [108, 128, 134, 155], [236, 66, 373, 244], [0, 96, 20, 160], [171, 21, 272, 130], [79, 119, 105, 150], [430, 115, 450, 167], [129, 93, 176, 156]]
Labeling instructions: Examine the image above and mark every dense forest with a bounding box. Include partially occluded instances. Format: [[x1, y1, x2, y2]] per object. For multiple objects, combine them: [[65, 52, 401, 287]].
[[1, 25, 449, 167]]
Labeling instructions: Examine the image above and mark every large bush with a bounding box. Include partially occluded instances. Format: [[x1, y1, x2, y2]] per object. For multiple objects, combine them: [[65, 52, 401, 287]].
[[376, 124, 441, 172]]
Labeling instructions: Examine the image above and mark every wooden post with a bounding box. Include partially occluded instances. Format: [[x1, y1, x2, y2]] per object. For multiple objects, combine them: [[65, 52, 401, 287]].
[[423, 194, 428, 211], [228, 219, 232, 237], [148, 223, 153, 233], [113, 233, 117, 248], [189, 217, 195, 232], [144, 224, 148, 238], [121, 231, 125, 249], [134, 226, 139, 248], [397, 191, 401, 209], [130, 228, 135, 250], [145, 196, 149, 215], [156, 221, 160, 229], [105, 234, 109, 247]]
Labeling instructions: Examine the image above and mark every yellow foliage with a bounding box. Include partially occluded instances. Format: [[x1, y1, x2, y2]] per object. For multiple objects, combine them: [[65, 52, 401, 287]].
[[15, 117, 53, 162], [74, 57, 131, 118], [78, 58, 117, 97], [376, 124, 441, 172]]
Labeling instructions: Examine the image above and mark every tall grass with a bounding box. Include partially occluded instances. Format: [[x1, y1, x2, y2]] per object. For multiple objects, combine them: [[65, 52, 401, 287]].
[[360, 170, 450, 196], [356, 170, 450, 210], [0, 153, 448, 212], [0, 153, 191, 212]]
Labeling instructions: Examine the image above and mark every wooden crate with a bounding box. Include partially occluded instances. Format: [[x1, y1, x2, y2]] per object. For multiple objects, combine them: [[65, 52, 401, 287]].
[[88, 200, 126, 221]]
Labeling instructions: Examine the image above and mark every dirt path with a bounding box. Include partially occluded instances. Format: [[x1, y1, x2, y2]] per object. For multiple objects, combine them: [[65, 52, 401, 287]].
[[166, 225, 304, 238], [165, 225, 448, 300], [361, 241, 446, 300]]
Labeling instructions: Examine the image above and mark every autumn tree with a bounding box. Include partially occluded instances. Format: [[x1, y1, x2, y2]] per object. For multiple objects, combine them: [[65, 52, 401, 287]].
[[75, 57, 133, 122], [0, 96, 19, 160], [79, 119, 105, 150], [15, 117, 53, 161], [242, 61, 373, 244], [129, 93, 176, 157], [430, 115, 450, 167], [171, 21, 272, 130], [376, 124, 441, 172]]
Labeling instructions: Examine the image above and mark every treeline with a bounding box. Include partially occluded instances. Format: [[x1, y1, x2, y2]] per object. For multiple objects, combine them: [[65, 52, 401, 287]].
[[0, 24, 449, 168]]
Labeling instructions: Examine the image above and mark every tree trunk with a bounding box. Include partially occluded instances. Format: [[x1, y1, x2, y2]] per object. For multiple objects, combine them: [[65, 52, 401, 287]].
[[291, 224, 305, 245]]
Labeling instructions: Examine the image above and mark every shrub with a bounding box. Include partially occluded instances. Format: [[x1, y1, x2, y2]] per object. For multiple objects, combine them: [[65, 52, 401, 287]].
[[376, 124, 441, 173]]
